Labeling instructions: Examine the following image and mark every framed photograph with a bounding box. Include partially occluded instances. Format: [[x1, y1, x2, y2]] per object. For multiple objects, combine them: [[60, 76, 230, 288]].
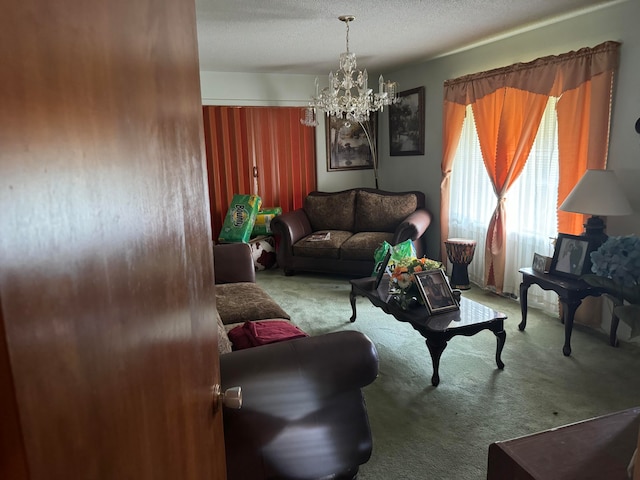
[[389, 86, 425, 156], [326, 115, 377, 171], [374, 248, 392, 290], [549, 233, 596, 279], [532, 253, 552, 274], [415, 269, 459, 315]]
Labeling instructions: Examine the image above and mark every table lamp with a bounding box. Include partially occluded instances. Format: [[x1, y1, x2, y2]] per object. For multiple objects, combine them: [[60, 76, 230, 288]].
[[559, 169, 632, 245]]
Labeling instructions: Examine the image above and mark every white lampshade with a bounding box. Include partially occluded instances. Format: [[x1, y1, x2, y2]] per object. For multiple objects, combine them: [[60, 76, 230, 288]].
[[559, 169, 633, 216]]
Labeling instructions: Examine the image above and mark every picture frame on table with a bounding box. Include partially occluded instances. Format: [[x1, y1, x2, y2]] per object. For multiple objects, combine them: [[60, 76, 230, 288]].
[[415, 269, 459, 315], [326, 115, 377, 171], [388, 86, 425, 156], [374, 249, 392, 290], [549, 233, 596, 279], [532, 253, 552, 274]]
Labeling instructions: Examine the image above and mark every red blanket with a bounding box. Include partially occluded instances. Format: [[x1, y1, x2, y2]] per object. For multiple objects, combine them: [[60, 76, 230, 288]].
[[228, 320, 308, 350]]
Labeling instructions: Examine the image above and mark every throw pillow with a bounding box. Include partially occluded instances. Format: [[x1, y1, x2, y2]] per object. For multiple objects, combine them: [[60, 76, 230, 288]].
[[355, 190, 418, 232], [216, 283, 291, 324], [304, 190, 356, 232]]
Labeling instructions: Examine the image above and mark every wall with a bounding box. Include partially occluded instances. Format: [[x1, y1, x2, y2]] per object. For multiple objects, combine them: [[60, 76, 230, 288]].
[[201, 0, 640, 252], [382, 0, 640, 255], [200, 72, 381, 191]]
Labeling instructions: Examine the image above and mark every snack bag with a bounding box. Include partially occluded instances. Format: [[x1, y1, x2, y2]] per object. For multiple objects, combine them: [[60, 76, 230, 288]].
[[372, 239, 417, 276], [372, 242, 392, 276]]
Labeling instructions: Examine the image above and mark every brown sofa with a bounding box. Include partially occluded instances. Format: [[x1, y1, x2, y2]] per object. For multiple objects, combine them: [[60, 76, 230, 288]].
[[213, 243, 380, 480], [271, 188, 432, 277]]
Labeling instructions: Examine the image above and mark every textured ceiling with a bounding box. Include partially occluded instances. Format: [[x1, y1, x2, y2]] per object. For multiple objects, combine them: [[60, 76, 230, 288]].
[[195, 0, 620, 74]]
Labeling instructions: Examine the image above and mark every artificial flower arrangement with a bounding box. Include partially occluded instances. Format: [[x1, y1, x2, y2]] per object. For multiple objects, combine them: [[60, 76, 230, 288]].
[[582, 235, 640, 337], [390, 256, 443, 294], [583, 235, 640, 302]]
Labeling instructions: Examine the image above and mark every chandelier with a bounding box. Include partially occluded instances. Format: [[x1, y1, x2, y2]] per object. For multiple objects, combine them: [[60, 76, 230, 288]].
[[301, 15, 398, 127]]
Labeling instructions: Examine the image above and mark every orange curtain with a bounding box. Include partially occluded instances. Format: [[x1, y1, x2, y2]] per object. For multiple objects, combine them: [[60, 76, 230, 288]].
[[439, 99, 467, 266], [472, 88, 549, 288], [203, 106, 317, 241], [441, 41, 620, 291]]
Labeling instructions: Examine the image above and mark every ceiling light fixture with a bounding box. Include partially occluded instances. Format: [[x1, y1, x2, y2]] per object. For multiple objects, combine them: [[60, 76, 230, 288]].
[[301, 15, 398, 127]]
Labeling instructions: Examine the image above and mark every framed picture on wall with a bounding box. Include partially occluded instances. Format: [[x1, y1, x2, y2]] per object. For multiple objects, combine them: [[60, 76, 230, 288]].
[[388, 86, 425, 156], [549, 233, 596, 279], [326, 115, 377, 171]]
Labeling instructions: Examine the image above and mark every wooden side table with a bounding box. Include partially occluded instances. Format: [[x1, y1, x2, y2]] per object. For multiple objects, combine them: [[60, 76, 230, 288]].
[[518, 267, 620, 356]]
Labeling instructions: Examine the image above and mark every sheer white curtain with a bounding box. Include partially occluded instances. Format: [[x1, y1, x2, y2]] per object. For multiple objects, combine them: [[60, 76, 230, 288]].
[[449, 98, 560, 315]]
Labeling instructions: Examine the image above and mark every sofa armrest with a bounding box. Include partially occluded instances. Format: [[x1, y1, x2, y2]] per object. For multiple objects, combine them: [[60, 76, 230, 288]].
[[220, 330, 378, 480], [220, 330, 378, 395], [393, 208, 432, 244], [214, 243, 256, 284], [270, 209, 312, 253]]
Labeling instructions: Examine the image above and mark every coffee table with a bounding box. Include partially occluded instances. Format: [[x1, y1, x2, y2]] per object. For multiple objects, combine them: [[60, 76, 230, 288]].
[[349, 276, 507, 386]]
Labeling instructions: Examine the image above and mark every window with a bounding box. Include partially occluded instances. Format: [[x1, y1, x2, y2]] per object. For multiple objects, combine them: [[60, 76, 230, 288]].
[[449, 98, 560, 314]]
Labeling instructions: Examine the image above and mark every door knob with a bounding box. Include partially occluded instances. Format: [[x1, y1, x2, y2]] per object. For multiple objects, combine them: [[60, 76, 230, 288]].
[[212, 384, 242, 412]]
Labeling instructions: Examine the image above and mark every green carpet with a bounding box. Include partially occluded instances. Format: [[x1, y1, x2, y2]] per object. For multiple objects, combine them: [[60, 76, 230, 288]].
[[255, 269, 640, 480]]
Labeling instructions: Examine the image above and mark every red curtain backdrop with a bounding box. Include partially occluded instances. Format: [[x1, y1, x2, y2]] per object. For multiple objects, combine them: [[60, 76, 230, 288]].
[[203, 106, 317, 241]]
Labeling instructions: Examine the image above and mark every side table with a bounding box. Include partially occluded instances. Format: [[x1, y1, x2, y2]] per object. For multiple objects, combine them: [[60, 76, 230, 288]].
[[518, 267, 620, 356]]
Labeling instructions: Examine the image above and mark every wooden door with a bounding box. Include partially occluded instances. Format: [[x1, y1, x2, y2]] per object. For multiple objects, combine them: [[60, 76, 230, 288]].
[[0, 1, 226, 479]]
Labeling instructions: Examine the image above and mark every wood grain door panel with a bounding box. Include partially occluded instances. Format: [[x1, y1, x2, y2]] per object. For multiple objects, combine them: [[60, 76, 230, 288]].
[[0, 0, 226, 478]]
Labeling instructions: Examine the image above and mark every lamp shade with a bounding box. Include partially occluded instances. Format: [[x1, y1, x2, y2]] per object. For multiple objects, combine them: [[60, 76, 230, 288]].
[[559, 170, 633, 216]]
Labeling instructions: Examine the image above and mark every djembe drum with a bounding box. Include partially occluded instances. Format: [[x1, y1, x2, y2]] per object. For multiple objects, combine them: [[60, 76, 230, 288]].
[[445, 238, 477, 290]]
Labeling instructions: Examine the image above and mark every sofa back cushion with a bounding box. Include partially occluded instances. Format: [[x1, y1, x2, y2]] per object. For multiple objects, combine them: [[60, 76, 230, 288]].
[[304, 190, 356, 232], [355, 190, 419, 232]]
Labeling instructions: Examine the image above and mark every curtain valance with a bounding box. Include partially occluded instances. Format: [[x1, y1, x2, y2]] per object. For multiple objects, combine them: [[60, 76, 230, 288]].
[[443, 41, 620, 104]]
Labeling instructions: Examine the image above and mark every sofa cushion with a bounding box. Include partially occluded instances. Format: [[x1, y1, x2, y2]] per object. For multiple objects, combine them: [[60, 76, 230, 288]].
[[217, 312, 233, 354], [216, 282, 291, 324], [293, 230, 353, 259], [228, 320, 308, 350], [304, 190, 356, 232], [355, 190, 418, 232], [341, 232, 394, 261]]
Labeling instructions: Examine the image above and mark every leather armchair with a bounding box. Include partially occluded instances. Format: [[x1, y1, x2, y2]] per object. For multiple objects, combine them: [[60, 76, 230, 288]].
[[220, 330, 379, 480], [214, 242, 256, 284]]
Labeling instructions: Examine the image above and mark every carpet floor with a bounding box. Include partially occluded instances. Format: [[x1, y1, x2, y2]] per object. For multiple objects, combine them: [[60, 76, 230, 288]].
[[255, 268, 640, 480]]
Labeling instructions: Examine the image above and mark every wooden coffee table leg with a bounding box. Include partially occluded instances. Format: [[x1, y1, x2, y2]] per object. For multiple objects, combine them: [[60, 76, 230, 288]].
[[494, 328, 506, 369], [425, 338, 447, 386], [349, 290, 358, 322]]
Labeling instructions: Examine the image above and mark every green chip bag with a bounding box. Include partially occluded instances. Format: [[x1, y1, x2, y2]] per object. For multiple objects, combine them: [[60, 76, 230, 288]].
[[372, 239, 417, 276]]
